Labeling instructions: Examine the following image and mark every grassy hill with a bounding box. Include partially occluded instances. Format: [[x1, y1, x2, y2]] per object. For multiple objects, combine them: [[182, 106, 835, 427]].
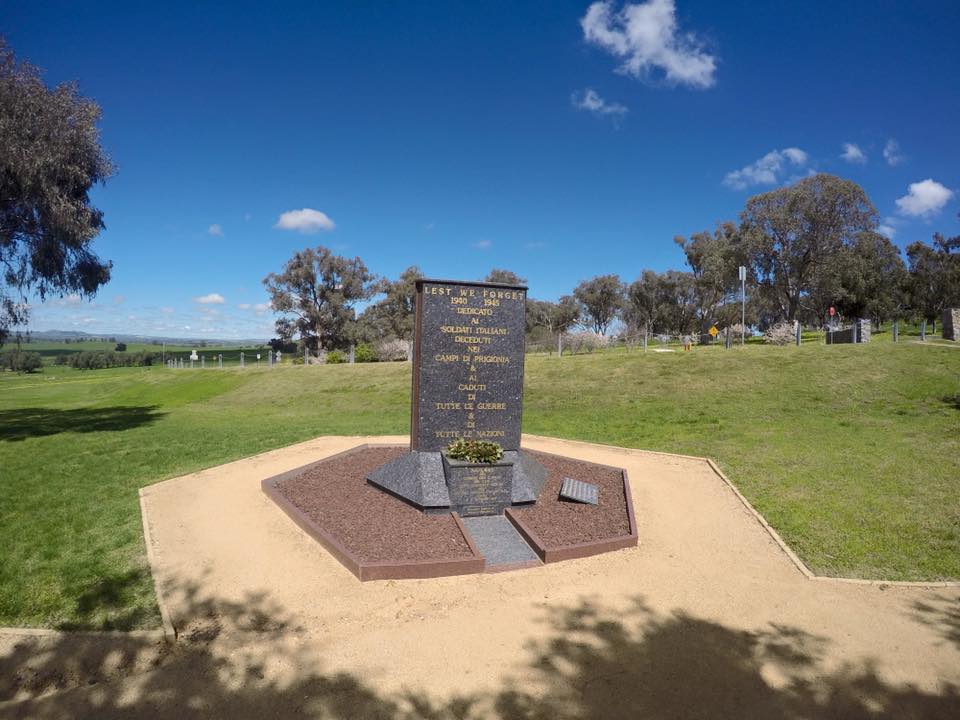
[[0, 341, 958, 629]]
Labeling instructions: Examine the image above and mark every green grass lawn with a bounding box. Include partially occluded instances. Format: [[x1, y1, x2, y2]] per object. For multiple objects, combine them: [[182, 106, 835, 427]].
[[1, 341, 958, 630]]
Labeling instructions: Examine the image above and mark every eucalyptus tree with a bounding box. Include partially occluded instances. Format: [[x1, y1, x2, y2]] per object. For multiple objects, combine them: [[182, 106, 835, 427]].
[[528, 295, 581, 355], [484, 268, 527, 285], [739, 173, 877, 322], [573, 275, 625, 335], [0, 40, 113, 344], [674, 221, 743, 334], [263, 246, 378, 352], [360, 265, 423, 355], [906, 230, 960, 324]]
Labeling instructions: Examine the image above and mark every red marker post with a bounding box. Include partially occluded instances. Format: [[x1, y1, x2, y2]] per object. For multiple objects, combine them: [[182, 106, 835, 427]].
[[829, 306, 835, 344]]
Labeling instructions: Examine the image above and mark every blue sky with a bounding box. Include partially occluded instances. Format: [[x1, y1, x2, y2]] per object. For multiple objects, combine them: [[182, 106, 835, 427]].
[[7, 0, 959, 339]]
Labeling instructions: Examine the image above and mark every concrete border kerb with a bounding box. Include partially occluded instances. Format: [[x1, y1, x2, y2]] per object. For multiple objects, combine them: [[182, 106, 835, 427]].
[[139, 488, 178, 638]]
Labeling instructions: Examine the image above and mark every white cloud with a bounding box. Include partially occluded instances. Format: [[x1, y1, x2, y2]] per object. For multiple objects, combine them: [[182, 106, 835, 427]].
[[473, 239, 492, 249], [722, 147, 808, 190], [274, 208, 335, 234], [581, 0, 717, 89], [841, 143, 866, 164], [208, 223, 224, 236], [781, 148, 808, 165], [194, 293, 225, 305], [238, 301, 271, 315], [883, 139, 904, 167], [161, 307, 175, 315], [877, 217, 900, 240], [877, 224, 896, 239], [895, 179, 954, 218], [572, 88, 628, 117]]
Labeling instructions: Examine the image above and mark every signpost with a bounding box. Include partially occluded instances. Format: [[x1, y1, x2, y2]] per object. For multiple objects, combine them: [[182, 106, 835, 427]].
[[708, 325, 718, 338], [738, 266, 747, 346]]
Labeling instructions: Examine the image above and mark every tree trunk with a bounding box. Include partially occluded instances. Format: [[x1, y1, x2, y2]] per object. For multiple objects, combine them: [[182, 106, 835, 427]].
[[557, 333, 563, 357]]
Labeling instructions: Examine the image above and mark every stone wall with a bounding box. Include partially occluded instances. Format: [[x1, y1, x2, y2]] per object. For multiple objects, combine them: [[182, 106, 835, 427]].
[[826, 318, 871, 344], [942, 308, 960, 341]]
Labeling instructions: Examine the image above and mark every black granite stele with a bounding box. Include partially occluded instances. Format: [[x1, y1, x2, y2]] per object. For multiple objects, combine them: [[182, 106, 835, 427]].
[[367, 278, 548, 516]]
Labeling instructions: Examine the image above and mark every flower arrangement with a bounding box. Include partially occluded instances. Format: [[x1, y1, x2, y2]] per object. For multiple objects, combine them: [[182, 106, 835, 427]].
[[445, 438, 504, 464]]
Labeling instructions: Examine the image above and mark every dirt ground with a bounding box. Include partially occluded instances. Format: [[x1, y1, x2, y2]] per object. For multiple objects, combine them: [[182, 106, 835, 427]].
[[2, 434, 959, 719]]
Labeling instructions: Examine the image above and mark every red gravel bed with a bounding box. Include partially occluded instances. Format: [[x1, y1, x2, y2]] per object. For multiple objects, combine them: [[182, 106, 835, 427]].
[[511, 451, 631, 547], [275, 446, 474, 563]]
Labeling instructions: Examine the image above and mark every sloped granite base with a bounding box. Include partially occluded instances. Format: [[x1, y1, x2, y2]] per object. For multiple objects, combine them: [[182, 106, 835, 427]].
[[366, 450, 548, 515]]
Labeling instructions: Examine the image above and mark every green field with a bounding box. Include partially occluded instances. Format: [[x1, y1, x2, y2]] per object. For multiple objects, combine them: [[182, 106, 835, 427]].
[[1, 341, 958, 630]]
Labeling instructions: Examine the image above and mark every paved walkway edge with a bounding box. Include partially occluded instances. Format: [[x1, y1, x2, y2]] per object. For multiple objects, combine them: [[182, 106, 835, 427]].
[[139, 488, 177, 638]]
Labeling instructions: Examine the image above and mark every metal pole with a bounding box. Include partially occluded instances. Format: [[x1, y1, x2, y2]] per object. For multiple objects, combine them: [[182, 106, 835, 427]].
[[739, 266, 746, 346]]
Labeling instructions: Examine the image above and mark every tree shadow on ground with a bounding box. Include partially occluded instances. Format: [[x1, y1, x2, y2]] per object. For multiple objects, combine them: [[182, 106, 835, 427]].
[[2, 588, 958, 719], [912, 596, 960, 652], [0, 406, 164, 442], [56, 569, 159, 632], [943, 394, 960, 411]]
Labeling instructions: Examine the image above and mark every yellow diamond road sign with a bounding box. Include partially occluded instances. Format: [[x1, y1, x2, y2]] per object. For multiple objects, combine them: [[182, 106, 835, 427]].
[[709, 325, 719, 337]]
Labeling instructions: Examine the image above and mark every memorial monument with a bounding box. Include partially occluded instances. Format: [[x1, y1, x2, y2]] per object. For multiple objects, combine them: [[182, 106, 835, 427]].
[[367, 278, 548, 516]]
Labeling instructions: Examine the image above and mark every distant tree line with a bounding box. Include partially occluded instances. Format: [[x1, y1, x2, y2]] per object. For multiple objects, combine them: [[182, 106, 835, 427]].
[[54, 350, 160, 370], [265, 174, 959, 358], [0, 349, 41, 372], [531, 174, 959, 344]]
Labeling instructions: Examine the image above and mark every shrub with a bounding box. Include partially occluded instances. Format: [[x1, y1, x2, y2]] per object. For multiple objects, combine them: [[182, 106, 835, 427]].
[[764, 321, 796, 346], [564, 331, 609, 355], [376, 338, 410, 361], [354, 344, 377, 363], [445, 439, 504, 464], [115, 342, 127, 351], [326, 349, 346, 364]]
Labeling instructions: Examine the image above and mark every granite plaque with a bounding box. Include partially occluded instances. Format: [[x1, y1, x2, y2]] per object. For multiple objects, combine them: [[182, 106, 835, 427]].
[[559, 477, 599, 505], [411, 279, 527, 452], [442, 454, 514, 517]]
